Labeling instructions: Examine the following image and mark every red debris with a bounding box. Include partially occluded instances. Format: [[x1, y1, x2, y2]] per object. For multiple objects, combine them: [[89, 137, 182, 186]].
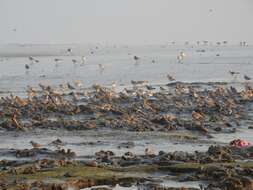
[[229, 139, 251, 148]]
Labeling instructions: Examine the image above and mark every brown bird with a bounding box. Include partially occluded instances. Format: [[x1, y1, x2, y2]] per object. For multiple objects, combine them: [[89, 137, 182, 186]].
[[192, 111, 204, 121], [11, 114, 23, 130], [30, 141, 42, 149]]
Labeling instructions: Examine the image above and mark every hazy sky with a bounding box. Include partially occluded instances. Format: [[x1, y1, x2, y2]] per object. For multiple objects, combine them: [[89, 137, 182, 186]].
[[1, 0, 253, 44]]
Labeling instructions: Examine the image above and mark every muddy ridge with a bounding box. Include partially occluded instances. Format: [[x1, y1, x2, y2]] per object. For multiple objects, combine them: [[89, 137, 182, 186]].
[[0, 82, 253, 134]]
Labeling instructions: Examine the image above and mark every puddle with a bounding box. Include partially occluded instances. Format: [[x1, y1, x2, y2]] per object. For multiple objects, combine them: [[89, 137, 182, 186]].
[[0, 130, 213, 160]]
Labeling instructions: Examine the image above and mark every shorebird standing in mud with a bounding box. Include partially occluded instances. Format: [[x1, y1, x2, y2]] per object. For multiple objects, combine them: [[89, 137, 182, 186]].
[[81, 56, 87, 65], [54, 58, 63, 67], [98, 64, 105, 73], [244, 75, 251, 81], [229, 70, 240, 81], [67, 48, 72, 54], [192, 111, 204, 121], [145, 147, 155, 156], [229, 71, 240, 76], [72, 59, 77, 64], [25, 64, 30, 70], [30, 141, 42, 149], [133, 55, 140, 65], [192, 111, 208, 133], [54, 58, 63, 63], [28, 56, 34, 63], [74, 80, 82, 88], [54, 58, 62, 62], [25, 64, 30, 75], [133, 55, 139, 61]]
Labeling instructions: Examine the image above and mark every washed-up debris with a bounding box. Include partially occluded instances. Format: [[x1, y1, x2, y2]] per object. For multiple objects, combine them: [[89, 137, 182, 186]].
[[229, 139, 251, 148]]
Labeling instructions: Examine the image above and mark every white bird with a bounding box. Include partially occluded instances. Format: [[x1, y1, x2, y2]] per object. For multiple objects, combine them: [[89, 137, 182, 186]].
[[81, 56, 87, 64], [177, 52, 186, 63]]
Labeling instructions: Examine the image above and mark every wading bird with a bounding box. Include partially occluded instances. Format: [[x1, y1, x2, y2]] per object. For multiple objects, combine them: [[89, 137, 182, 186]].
[[244, 75, 251, 81], [177, 52, 186, 63], [25, 64, 30, 70], [167, 74, 175, 81], [30, 141, 42, 149]]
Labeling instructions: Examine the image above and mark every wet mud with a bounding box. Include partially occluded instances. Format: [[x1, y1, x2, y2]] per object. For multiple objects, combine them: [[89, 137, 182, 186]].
[[0, 81, 252, 189]]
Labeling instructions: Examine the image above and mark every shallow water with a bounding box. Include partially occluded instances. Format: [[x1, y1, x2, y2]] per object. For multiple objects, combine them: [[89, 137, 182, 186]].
[[0, 44, 253, 96], [0, 130, 213, 160], [81, 180, 203, 190], [0, 129, 251, 161]]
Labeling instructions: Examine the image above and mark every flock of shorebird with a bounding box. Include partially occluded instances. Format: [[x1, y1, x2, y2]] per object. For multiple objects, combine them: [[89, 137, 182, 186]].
[[25, 49, 88, 71], [22, 46, 252, 84], [24, 47, 184, 72]]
